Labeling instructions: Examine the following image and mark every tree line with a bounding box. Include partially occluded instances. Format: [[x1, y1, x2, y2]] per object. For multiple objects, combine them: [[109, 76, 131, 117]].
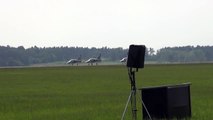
[[0, 46, 129, 66], [0, 45, 212, 66], [155, 46, 213, 63]]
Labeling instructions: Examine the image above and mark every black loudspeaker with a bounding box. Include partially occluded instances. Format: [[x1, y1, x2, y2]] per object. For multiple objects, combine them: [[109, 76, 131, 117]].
[[127, 45, 146, 68]]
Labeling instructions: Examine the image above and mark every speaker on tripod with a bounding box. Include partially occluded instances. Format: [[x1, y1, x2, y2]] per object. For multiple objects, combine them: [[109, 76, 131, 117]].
[[121, 45, 147, 120], [127, 45, 146, 69]]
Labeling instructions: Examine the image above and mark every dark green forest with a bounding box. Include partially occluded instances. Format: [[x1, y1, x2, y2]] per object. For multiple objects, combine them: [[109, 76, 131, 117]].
[[0, 45, 213, 66], [0, 46, 128, 66], [156, 46, 213, 63]]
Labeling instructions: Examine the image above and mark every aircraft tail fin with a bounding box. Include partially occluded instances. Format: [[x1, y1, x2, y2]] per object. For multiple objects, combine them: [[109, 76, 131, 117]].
[[97, 54, 101, 60]]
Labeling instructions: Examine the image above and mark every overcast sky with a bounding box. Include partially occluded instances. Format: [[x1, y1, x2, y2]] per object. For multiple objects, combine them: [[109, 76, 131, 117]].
[[0, 0, 212, 50]]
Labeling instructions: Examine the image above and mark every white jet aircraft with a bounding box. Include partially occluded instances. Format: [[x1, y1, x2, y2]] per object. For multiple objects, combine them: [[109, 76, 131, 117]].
[[120, 57, 127, 63], [66, 55, 82, 65], [85, 54, 101, 65]]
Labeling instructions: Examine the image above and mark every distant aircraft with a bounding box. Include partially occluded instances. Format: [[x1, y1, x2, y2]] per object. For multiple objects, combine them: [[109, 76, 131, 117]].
[[85, 54, 101, 65], [120, 57, 127, 63], [66, 55, 82, 65]]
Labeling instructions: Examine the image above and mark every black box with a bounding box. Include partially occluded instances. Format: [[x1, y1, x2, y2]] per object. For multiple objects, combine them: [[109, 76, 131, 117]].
[[127, 45, 146, 68], [139, 83, 191, 119]]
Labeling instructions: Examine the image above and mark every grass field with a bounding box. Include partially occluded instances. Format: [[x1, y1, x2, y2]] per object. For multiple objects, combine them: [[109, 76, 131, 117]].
[[0, 64, 212, 120]]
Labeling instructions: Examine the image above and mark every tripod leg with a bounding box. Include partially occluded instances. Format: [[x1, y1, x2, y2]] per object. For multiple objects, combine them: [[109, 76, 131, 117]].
[[131, 88, 137, 120], [121, 91, 133, 120], [131, 71, 137, 120]]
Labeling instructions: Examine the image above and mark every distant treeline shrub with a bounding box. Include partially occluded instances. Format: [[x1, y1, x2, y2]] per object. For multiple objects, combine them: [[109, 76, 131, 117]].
[[156, 46, 213, 63], [0, 45, 212, 66]]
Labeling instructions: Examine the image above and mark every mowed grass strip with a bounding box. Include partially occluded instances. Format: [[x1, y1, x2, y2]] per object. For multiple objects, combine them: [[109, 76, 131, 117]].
[[0, 64, 212, 120]]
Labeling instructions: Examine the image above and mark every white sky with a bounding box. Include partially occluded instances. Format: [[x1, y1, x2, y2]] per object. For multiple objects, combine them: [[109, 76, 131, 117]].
[[0, 0, 212, 50]]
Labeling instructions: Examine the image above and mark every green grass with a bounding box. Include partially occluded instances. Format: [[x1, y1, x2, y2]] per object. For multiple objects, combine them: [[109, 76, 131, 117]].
[[0, 64, 212, 120]]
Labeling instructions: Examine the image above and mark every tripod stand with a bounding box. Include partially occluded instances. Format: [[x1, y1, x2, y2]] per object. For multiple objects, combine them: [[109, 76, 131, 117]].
[[121, 68, 137, 120], [121, 68, 152, 120]]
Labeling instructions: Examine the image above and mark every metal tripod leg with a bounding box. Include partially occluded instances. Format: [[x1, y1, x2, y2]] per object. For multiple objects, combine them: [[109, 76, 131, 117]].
[[121, 89, 152, 120], [121, 90, 133, 120], [131, 72, 137, 120]]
